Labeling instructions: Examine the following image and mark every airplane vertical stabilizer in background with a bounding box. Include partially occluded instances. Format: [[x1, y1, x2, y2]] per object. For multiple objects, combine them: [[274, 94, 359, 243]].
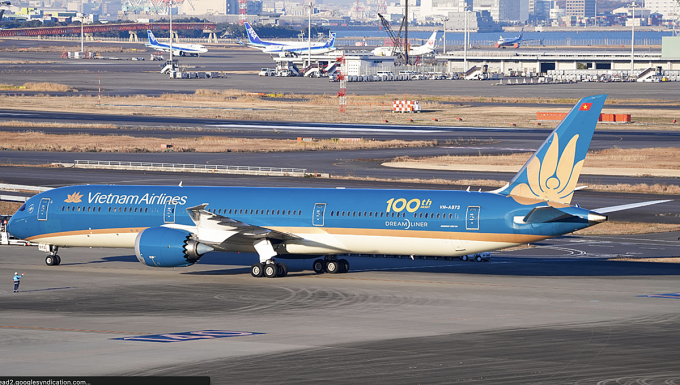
[[372, 31, 438, 56], [243, 22, 337, 55]]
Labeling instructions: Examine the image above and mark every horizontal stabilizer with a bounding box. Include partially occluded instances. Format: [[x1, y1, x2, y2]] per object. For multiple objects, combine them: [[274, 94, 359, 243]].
[[593, 200, 672, 214], [522, 205, 607, 224]]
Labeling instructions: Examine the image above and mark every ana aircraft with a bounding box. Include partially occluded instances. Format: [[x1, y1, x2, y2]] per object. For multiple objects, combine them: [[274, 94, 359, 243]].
[[372, 31, 438, 56], [144, 30, 208, 57], [7, 94, 670, 278], [495, 27, 524, 48], [239, 22, 336, 55], [0, 1, 9, 20]]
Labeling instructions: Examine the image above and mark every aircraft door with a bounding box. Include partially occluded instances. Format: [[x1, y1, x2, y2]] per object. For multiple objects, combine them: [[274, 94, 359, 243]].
[[164, 202, 176, 223], [37, 198, 50, 221], [466, 206, 480, 230], [312, 203, 326, 226]]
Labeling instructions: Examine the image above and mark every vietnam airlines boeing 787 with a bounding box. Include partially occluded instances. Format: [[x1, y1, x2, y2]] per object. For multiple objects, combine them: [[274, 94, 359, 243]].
[[6, 95, 670, 278]]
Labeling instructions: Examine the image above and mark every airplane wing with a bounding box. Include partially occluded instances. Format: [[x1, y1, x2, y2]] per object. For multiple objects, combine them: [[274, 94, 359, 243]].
[[592, 200, 672, 214], [180, 204, 302, 245]]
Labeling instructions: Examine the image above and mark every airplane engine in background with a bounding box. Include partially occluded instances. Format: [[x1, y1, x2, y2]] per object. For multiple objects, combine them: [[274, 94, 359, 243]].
[[513, 43, 519, 48], [134, 227, 213, 267]]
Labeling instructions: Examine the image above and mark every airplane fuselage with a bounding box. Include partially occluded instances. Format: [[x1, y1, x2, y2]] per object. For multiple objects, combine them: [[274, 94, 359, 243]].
[[8, 185, 592, 259]]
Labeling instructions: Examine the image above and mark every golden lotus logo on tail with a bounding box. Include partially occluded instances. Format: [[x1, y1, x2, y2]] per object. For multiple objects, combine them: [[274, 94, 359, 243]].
[[510, 132, 582, 205], [65, 192, 83, 203]]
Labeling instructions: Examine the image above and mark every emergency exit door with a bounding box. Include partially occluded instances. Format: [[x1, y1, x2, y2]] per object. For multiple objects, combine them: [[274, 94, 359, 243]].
[[37, 198, 50, 221]]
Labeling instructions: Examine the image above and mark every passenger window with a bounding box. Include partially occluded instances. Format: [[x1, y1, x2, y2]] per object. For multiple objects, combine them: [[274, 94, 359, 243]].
[[275, 210, 279, 215], [380, 212, 383, 217], [145, 208, 148, 213], [77, 207, 81, 212], [298, 210, 302, 215], [287, 210, 291, 215], [419, 213, 423, 218], [353, 211, 356, 217], [342, 211, 345, 217], [113, 207, 117, 212], [369, 212, 372, 217], [330, 211, 334, 216], [107, 207, 110, 212], [436, 213, 440, 219], [98, 207, 101, 212], [249, 209, 253, 214], [61, 206, 65, 211]]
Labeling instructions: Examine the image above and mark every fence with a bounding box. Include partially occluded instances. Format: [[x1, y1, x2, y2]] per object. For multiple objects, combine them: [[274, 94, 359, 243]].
[[73, 160, 310, 177]]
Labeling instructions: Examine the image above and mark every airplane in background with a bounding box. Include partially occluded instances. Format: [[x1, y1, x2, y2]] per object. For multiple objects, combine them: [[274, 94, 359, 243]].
[[7, 94, 671, 278], [144, 30, 208, 57], [495, 27, 524, 48], [372, 31, 438, 56], [239, 22, 336, 55]]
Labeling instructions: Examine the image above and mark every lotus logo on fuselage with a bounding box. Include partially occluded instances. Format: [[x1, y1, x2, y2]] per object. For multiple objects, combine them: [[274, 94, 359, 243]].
[[65, 192, 83, 203], [509, 132, 582, 205]]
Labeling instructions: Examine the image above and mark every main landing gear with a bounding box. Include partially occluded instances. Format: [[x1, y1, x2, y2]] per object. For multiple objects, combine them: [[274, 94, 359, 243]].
[[251, 260, 288, 278], [45, 245, 61, 266], [313, 256, 350, 275]]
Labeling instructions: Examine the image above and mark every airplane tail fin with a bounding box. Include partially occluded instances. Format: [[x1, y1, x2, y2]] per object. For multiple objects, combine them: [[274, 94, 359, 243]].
[[0, 10, 4, 20], [427, 31, 437, 47], [519, 27, 524, 39], [147, 30, 158, 45], [328, 33, 336, 48], [495, 94, 607, 205], [244, 22, 264, 45]]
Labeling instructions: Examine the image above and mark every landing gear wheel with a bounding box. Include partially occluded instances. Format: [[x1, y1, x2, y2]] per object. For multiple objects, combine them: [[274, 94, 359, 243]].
[[251, 263, 264, 277], [54, 255, 61, 265], [460, 255, 469, 261], [475, 255, 483, 262], [45, 255, 56, 266], [313, 259, 325, 274], [264, 263, 278, 278], [325, 260, 340, 274], [339, 259, 350, 274], [276, 263, 288, 278]]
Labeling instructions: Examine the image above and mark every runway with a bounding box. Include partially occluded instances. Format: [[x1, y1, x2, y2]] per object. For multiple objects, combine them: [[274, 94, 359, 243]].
[[2, 232, 680, 383]]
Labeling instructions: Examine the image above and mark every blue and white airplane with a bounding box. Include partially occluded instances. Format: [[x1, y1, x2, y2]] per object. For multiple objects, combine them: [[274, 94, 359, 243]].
[[239, 22, 336, 56], [495, 27, 524, 48], [144, 30, 208, 57], [6, 95, 671, 278]]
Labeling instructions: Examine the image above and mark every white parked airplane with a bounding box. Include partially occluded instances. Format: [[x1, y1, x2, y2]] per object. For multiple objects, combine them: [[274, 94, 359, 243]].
[[144, 30, 208, 57], [239, 22, 336, 56], [372, 31, 437, 57]]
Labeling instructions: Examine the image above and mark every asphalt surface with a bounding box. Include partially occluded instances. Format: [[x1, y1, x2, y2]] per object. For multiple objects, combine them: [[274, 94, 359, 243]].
[[2, 40, 680, 98], [2, 233, 680, 383]]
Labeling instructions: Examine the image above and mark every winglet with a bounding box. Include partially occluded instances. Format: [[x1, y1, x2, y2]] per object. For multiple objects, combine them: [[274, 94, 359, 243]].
[[495, 94, 607, 205]]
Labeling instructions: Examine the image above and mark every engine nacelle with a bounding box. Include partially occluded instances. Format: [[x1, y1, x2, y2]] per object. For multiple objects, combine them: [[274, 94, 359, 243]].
[[135, 227, 213, 267]]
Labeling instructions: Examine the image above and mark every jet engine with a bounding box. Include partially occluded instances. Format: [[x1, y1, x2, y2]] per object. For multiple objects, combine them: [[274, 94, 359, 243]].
[[134, 227, 213, 267]]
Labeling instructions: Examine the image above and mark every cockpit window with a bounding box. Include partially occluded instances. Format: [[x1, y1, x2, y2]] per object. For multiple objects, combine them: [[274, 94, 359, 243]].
[[18, 204, 26, 211]]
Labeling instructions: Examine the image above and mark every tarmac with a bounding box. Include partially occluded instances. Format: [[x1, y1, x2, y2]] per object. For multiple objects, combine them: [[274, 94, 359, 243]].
[[2, 232, 680, 383]]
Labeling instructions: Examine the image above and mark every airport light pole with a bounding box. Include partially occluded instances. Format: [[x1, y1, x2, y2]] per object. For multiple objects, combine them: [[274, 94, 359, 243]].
[[78, 13, 84, 52], [464, 5, 469, 72], [631, 2, 636, 75], [169, 0, 174, 63], [308, 2, 312, 69], [442, 17, 448, 55]]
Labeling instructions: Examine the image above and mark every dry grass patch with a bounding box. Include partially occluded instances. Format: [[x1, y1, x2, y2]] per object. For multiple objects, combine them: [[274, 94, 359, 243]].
[[399, 147, 680, 170], [0, 82, 73, 92], [572, 221, 680, 235], [0, 201, 22, 216], [0, 131, 434, 153], [0, 92, 678, 129], [0, 121, 117, 129], [609, 257, 680, 263]]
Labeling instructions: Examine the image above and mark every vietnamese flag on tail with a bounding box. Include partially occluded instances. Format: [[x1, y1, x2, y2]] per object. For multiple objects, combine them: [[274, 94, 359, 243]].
[[579, 103, 593, 111]]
